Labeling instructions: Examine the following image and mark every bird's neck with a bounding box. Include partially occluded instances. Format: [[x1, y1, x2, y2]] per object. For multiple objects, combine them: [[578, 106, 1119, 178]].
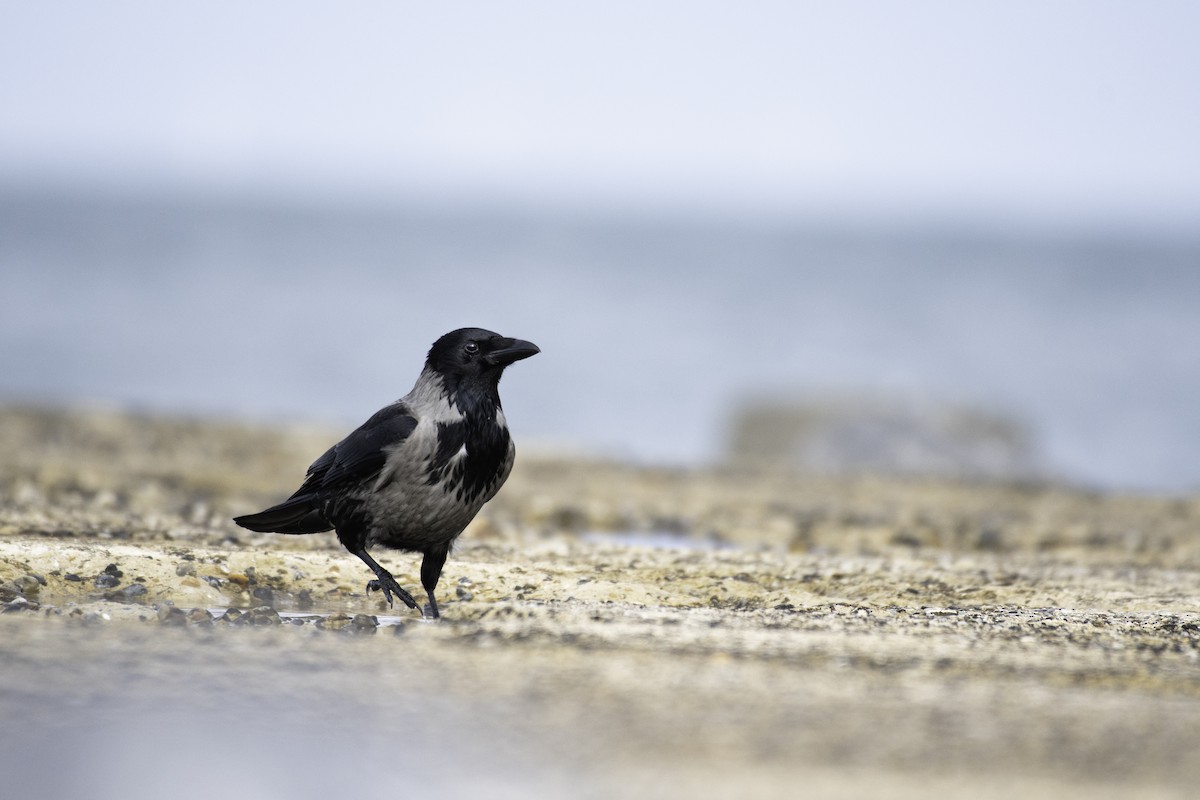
[[408, 368, 502, 427]]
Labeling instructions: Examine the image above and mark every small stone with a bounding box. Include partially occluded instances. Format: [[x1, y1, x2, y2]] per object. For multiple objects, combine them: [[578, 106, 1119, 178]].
[[456, 586, 474, 601], [103, 563, 124, 578], [251, 586, 275, 605], [226, 573, 250, 589], [218, 608, 243, 625], [186, 608, 215, 626], [72, 610, 107, 626], [175, 563, 197, 577], [157, 605, 188, 626], [245, 606, 281, 626], [350, 614, 379, 634], [296, 589, 314, 610], [64, 573, 83, 582], [0, 582, 21, 602], [3, 597, 38, 613], [315, 613, 353, 631], [94, 573, 120, 589]]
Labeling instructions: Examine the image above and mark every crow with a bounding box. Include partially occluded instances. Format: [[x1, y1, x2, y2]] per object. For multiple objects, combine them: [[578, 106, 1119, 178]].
[[233, 328, 539, 618]]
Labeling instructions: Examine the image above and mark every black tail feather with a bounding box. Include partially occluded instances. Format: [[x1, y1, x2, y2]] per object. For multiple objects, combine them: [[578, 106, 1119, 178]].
[[233, 498, 332, 535]]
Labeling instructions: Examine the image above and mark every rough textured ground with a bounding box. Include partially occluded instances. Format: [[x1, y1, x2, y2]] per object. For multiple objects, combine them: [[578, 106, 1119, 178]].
[[2, 407, 1199, 799]]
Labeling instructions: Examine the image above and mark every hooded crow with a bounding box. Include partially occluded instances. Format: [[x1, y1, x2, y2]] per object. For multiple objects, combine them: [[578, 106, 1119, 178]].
[[233, 328, 539, 618]]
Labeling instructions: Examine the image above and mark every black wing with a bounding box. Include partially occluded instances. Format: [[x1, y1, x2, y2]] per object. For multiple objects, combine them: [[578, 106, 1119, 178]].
[[292, 403, 418, 497], [234, 403, 418, 534]]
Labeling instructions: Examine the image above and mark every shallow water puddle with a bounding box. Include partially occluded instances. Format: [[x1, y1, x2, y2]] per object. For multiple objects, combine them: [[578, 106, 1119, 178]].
[[206, 607, 415, 628], [580, 530, 736, 551]]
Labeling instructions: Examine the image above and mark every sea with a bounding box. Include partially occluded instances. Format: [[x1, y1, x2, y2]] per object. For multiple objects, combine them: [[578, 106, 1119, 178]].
[[2, 182, 1198, 493]]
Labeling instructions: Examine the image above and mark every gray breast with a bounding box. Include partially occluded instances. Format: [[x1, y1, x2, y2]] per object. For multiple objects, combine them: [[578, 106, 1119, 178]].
[[363, 419, 514, 549]]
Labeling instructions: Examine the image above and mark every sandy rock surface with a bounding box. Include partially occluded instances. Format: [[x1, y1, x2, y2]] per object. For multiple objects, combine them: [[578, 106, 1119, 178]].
[[2, 407, 1199, 799]]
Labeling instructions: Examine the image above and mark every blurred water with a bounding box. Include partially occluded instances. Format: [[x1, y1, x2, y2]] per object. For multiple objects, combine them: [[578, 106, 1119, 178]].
[[0, 623, 587, 800], [1, 183, 1198, 491]]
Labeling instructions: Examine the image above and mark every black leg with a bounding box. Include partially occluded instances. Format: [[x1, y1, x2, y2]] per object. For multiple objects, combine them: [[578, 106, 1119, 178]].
[[420, 548, 448, 620], [351, 548, 419, 611]]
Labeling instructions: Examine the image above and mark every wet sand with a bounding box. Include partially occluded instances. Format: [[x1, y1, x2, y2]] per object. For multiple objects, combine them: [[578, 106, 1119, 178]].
[[2, 407, 1199, 799]]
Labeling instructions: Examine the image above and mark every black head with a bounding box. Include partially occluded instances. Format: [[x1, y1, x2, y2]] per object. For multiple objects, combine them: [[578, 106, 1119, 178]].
[[426, 328, 540, 385]]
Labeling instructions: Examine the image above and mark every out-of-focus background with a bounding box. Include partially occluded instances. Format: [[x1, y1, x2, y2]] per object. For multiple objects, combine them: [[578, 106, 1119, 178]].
[[2, 1, 1198, 491]]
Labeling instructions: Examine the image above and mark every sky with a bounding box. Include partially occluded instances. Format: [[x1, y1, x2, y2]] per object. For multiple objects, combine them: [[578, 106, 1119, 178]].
[[2, 1, 1199, 229]]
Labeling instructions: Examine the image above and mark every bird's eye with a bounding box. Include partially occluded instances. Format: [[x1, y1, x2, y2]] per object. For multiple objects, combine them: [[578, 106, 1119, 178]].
[[464, 342, 480, 355]]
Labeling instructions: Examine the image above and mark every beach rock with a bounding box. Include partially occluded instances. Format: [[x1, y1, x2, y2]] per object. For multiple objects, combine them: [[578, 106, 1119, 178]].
[[218, 608, 243, 625], [724, 394, 1042, 480], [316, 613, 354, 631], [187, 608, 215, 626], [157, 604, 188, 626], [67, 609, 108, 626], [105, 583, 147, 602], [93, 572, 120, 589], [245, 605, 281, 626], [3, 597, 38, 613], [313, 612, 379, 633]]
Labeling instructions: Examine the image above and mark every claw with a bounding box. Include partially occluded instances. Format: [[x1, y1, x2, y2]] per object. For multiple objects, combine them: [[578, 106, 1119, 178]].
[[351, 549, 420, 613], [364, 575, 418, 610]]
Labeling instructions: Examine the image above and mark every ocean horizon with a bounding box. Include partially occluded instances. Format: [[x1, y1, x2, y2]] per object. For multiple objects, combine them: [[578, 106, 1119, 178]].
[[2, 182, 1198, 493]]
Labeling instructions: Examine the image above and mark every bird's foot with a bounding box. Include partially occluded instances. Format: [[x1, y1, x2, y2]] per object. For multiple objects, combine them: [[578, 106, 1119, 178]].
[[365, 575, 419, 611]]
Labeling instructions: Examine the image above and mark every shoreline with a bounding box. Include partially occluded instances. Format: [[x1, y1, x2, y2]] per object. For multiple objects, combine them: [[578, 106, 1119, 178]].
[[2, 406, 1199, 798]]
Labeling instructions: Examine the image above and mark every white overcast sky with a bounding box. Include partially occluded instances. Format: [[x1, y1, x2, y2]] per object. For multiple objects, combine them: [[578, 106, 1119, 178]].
[[2, 1, 1198, 227]]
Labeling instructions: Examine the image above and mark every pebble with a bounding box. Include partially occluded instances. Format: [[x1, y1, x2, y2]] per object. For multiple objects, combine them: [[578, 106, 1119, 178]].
[[313, 612, 378, 634], [316, 613, 354, 631], [157, 604, 188, 626], [245, 605, 282, 626], [3, 597, 38, 613], [218, 608, 243, 625], [187, 608, 215, 626], [93, 572, 120, 589], [67, 608, 108, 626]]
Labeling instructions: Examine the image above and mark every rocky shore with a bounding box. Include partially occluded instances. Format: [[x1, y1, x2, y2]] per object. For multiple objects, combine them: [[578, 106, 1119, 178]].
[[2, 406, 1198, 799]]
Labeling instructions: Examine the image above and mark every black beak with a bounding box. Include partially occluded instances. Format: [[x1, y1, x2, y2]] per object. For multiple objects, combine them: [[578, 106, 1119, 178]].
[[485, 338, 540, 367]]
